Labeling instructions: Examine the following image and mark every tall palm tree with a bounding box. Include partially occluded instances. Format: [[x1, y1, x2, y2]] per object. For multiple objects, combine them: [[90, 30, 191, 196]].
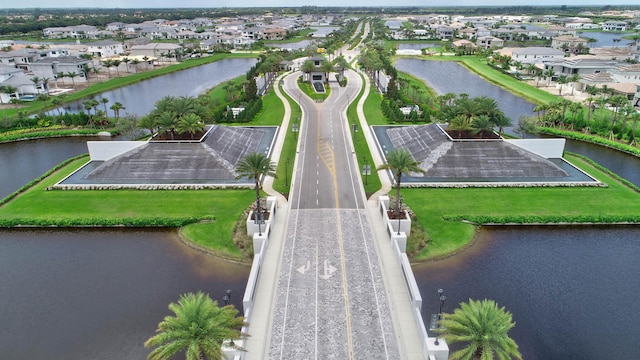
[[543, 68, 555, 87], [101, 97, 109, 115], [568, 73, 580, 95], [30, 76, 41, 94], [556, 75, 568, 96], [110, 102, 125, 122], [234, 152, 277, 222], [438, 298, 522, 360], [144, 291, 245, 360], [376, 148, 425, 216], [66, 72, 78, 89], [156, 111, 177, 140]]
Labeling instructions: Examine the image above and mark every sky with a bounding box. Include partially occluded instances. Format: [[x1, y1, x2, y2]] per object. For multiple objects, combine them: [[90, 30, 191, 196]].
[[2, 0, 640, 9]]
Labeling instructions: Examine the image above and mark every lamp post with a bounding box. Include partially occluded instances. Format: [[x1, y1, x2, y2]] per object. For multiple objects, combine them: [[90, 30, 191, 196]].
[[285, 157, 290, 187], [397, 195, 403, 235], [223, 289, 232, 306], [434, 288, 446, 345], [362, 156, 369, 186]]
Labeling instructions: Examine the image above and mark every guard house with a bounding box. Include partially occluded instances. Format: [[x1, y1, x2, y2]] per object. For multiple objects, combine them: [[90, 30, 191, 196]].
[[308, 55, 326, 84]]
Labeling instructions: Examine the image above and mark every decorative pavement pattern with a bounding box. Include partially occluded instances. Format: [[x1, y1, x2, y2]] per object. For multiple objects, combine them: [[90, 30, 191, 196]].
[[268, 208, 400, 360]]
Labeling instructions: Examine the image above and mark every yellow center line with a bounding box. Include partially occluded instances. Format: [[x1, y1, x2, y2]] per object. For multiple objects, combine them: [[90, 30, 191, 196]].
[[316, 113, 355, 360]]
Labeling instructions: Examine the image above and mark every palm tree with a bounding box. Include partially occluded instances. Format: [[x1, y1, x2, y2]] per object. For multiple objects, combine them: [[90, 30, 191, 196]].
[[472, 115, 494, 138], [66, 72, 78, 89], [234, 152, 277, 222], [568, 73, 580, 95], [490, 113, 512, 135], [301, 59, 315, 83], [556, 75, 568, 96], [156, 111, 177, 140], [131, 58, 140, 73], [376, 148, 425, 217], [438, 298, 522, 360], [176, 113, 204, 140], [144, 291, 245, 360], [110, 102, 125, 122], [543, 68, 555, 87], [122, 57, 131, 72], [101, 97, 109, 115], [30, 76, 41, 94]]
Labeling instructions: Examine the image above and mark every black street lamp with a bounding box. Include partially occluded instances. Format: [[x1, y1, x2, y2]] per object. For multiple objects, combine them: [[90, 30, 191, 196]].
[[435, 288, 446, 345], [223, 289, 232, 305], [285, 157, 290, 187], [362, 156, 369, 186], [397, 195, 403, 235]]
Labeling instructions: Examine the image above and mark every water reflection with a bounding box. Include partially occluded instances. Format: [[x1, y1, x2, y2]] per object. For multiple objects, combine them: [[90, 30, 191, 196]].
[[56, 58, 256, 117], [0, 137, 109, 199], [394, 58, 536, 124], [0, 228, 249, 360], [414, 225, 640, 360]]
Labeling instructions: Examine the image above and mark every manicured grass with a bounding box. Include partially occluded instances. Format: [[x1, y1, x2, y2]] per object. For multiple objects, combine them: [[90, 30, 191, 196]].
[[458, 57, 557, 105], [351, 72, 382, 194], [0, 157, 254, 259], [298, 80, 331, 101], [272, 83, 301, 194], [403, 154, 640, 261]]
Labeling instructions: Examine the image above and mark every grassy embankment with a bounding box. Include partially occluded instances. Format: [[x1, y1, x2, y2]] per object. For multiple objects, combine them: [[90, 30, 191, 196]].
[[0, 156, 254, 261], [370, 55, 640, 261], [0, 58, 281, 263]]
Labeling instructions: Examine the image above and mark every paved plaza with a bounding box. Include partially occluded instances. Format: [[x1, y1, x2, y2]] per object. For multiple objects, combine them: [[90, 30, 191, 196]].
[[59, 125, 276, 185]]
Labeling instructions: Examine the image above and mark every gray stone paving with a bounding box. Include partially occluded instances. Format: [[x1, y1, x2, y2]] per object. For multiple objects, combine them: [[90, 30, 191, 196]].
[[269, 209, 399, 360], [65, 126, 273, 185], [387, 124, 568, 178]]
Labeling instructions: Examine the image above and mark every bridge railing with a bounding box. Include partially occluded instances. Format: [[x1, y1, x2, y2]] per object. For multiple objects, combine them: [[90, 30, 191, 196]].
[[379, 195, 449, 360]]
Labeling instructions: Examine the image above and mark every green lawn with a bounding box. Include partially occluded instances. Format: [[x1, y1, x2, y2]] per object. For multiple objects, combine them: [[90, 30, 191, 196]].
[[458, 57, 558, 105], [0, 157, 254, 261], [403, 154, 640, 261]]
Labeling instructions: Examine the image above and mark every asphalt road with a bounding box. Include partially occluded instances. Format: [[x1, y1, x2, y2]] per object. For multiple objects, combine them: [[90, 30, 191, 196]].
[[268, 69, 400, 359]]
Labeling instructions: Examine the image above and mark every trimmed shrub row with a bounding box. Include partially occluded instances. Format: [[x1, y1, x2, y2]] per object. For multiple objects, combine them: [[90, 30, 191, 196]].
[[539, 127, 640, 158], [443, 214, 640, 225], [0, 216, 215, 228]]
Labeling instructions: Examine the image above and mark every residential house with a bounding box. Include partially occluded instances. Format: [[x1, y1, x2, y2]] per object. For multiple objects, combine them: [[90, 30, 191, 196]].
[[452, 39, 477, 53], [510, 47, 565, 65], [476, 36, 504, 50], [0, 72, 40, 99], [437, 27, 454, 40], [29, 56, 90, 86], [42, 25, 100, 39], [602, 21, 627, 31], [551, 35, 588, 54], [263, 28, 287, 41], [0, 48, 45, 71], [87, 40, 125, 58], [129, 43, 183, 61], [242, 26, 264, 40]]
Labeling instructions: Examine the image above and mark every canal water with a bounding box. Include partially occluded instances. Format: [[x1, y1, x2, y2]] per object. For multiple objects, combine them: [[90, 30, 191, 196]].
[[58, 57, 257, 117], [1, 57, 639, 359], [415, 225, 640, 360], [0, 229, 249, 360]]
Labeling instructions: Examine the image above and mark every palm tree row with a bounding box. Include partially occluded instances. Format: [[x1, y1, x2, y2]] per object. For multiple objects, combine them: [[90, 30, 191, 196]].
[[439, 95, 512, 136], [139, 95, 209, 140]]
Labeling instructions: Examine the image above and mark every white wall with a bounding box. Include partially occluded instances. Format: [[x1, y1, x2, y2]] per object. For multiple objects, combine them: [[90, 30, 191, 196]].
[[506, 138, 565, 158], [87, 141, 146, 161]]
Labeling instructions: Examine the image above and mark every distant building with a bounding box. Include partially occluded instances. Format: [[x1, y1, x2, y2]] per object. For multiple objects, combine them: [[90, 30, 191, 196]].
[[510, 47, 565, 65], [476, 36, 504, 50], [87, 40, 125, 58], [551, 35, 588, 54], [601, 21, 627, 31], [130, 43, 183, 61]]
